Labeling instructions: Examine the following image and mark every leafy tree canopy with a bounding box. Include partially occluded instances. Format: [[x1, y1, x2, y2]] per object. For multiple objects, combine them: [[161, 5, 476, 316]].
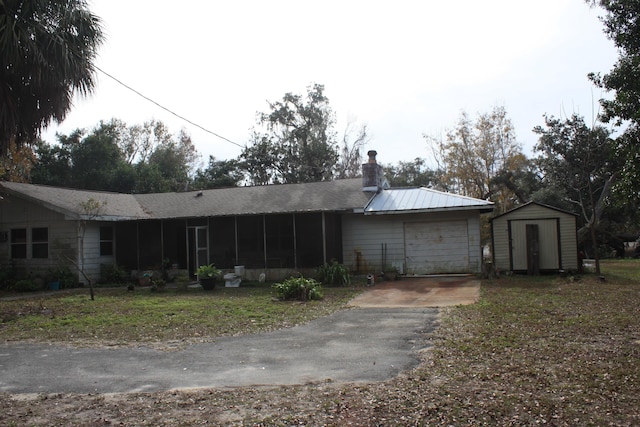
[[192, 156, 243, 190], [588, 1, 640, 198], [425, 106, 529, 213], [240, 84, 339, 184], [384, 158, 438, 188], [31, 119, 200, 193], [533, 114, 619, 268], [0, 0, 104, 154]]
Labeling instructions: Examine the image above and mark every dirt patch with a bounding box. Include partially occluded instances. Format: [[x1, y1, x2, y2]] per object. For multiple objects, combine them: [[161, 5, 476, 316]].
[[348, 276, 480, 308]]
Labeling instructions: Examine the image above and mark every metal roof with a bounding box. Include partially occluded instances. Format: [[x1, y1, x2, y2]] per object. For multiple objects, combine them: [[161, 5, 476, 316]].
[[364, 187, 494, 215]]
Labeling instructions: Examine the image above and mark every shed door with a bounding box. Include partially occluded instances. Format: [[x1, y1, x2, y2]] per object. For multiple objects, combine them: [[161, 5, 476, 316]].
[[510, 219, 559, 270], [404, 220, 469, 274]]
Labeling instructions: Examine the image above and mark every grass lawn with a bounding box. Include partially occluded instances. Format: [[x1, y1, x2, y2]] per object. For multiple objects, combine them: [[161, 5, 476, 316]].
[[0, 282, 363, 349], [1, 261, 639, 426]]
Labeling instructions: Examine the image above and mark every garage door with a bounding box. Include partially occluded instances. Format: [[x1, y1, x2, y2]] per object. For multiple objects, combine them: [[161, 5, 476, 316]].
[[405, 220, 469, 274]]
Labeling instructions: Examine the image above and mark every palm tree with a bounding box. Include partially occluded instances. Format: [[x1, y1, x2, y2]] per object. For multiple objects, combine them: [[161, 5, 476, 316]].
[[0, 0, 104, 155]]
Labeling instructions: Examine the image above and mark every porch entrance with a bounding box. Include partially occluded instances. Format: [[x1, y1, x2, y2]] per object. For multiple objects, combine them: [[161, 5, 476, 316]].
[[187, 226, 209, 277]]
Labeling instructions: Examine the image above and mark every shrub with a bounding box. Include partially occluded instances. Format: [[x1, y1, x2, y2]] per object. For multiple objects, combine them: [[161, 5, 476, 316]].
[[101, 264, 128, 284], [0, 267, 15, 291], [49, 266, 76, 289], [316, 260, 351, 286], [13, 279, 41, 292], [273, 277, 323, 301], [150, 278, 167, 292]]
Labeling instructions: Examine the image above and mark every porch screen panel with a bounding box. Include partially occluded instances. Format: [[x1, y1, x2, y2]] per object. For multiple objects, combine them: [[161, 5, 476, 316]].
[[138, 221, 162, 269], [236, 216, 265, 268], [265, 215, 294, 268], [295, 213, 323, 267], [115, 222, 138, 269], [323, 213, 343, 263], [161, 220, 187, 270], [209, 217, 236, 269]]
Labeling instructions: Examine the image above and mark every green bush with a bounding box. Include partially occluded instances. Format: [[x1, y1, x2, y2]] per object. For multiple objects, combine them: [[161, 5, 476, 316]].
[[273, 277, 323, 301], [150, 278, 167, 292], [316, 260, 351, 286], [0, 267, 15, 290], [13, 279, 41, 292], [101, 264, 128, 284], [49, 266, 76, 289]]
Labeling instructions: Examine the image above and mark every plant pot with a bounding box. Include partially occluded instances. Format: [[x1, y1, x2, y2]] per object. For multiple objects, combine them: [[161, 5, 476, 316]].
[[48, 281, 60, 291], [200, 278, 217, 290]]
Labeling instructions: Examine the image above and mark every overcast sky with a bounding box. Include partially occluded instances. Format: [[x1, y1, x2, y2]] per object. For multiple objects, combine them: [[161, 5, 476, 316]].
[[43, 0, 618, 167]]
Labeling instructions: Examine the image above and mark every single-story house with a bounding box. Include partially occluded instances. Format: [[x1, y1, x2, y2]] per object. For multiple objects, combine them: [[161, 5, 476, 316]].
[[0, 151, 494, 284], [490, 202, 579, 274]]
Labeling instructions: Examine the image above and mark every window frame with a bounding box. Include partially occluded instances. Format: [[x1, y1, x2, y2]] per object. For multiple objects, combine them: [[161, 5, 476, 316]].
[[99, 225, 114, 256], [31, 227, 49, 259], [10, 228, 27, 259]]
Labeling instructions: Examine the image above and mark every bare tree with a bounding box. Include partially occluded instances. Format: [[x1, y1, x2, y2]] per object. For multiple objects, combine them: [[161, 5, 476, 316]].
[[75, 198, 107, 300], [336, 119, 370, 179]]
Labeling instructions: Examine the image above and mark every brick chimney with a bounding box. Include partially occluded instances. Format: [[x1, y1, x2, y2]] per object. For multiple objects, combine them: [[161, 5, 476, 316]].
[[362, 150, 385, 193]]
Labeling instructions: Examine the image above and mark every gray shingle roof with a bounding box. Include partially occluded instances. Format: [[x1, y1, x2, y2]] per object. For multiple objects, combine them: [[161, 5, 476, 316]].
[[134, 178, 372, 218], [1, 179, 372, 220], [0, 181, 149, 220], [364, 187, 494, 214]]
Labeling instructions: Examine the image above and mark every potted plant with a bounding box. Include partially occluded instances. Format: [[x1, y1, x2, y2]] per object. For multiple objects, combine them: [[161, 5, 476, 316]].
[[196, 264, 221, 290]]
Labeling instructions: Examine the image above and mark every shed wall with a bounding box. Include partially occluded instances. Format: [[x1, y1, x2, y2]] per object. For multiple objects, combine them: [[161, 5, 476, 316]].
[[492, 204, 578, 272]]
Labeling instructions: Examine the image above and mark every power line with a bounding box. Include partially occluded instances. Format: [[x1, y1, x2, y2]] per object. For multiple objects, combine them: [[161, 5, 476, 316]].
[[6, 2, 245, 150], [94, 65, 244, 149]]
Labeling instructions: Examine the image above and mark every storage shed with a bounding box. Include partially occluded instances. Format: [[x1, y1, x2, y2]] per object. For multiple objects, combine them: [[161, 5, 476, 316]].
[[491, 202, 578, 274]]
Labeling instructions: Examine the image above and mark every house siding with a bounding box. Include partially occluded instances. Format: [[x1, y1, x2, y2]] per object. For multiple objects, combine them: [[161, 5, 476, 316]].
[[492, 204, 578, 272], [80, 222, 116, 285], [0, 196, 78, 279], [342, 211, 483, 274]]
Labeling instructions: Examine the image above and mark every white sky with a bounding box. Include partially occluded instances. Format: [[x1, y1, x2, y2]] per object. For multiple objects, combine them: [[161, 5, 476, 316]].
[[43, 0, 618, 168]]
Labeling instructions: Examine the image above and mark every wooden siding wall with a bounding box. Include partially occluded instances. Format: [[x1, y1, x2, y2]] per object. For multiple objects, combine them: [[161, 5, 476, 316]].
[[0, 196, 79, 280], [81, 222, 116, 284], [342, 211, 483, 274], [492, 204, 578, 272]]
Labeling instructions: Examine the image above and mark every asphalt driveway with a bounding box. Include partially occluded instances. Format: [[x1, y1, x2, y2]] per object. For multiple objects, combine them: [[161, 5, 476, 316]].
[[0, 277, 478, 394]]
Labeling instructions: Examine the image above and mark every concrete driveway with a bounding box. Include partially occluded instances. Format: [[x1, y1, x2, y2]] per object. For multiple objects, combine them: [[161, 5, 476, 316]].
[[349, 276, 480, 308], [0, 277, 478, 394]]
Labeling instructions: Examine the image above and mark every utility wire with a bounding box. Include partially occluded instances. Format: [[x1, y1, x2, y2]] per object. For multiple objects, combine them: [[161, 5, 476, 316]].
[[4, 2, 244, 149], [94, 65, 244, 149]]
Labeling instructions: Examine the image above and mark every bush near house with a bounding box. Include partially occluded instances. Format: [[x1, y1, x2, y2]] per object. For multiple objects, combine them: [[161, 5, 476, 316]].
[[48, 266, 77, 289], [13, 279, 41, 292], [316, 260, 350, 286], [273, 277, 323, 301]]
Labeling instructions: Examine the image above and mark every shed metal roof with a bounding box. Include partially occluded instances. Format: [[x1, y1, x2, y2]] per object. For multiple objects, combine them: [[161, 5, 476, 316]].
[[364, 187, 494, 215]]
